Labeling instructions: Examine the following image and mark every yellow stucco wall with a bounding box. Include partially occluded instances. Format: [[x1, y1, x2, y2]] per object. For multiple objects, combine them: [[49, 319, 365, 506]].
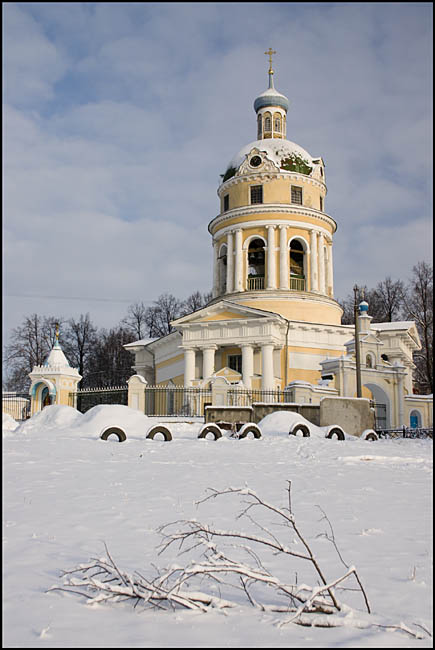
[[236, 296, 342, 324], [214, 211, 334, 238], [221, 176, 325, 214]]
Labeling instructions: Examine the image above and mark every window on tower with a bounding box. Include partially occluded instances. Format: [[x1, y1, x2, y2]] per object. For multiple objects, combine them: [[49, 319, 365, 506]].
[[274, 113, 281, 132], [223, 194, 229, 212], [289, 239, 306, 290], [291, 185, 303, 205], [320, 196, 323, 211], [257, 114, 262, 139], [264, 115, 272, 131], [250, 185, 263, 204]]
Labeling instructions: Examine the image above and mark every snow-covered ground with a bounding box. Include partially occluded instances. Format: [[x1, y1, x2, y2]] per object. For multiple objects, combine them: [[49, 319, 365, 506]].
[[3, 405, 433, 648]]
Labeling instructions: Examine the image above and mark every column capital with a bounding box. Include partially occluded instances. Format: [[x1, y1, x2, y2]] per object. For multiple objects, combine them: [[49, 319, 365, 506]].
[[200, 344, 218, 351]]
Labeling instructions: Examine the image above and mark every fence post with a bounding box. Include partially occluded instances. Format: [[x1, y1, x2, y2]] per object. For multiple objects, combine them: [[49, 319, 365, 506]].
[[127, 374, 148, 412]]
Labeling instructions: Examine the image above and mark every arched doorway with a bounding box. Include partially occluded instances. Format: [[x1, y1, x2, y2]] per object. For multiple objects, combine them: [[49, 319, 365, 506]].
[[364, 383, 391, 429], [410, 409, 422, 428], [41, 387, 51, 408]]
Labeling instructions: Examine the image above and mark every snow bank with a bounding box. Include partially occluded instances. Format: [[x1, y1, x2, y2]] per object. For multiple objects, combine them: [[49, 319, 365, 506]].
[[14, 405, 83, 435], [258, 410, 327, 438], [2, 412, 19, 433]]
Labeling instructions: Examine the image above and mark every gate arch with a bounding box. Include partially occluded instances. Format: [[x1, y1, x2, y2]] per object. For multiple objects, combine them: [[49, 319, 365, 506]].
[[364, 382, 391, 429]]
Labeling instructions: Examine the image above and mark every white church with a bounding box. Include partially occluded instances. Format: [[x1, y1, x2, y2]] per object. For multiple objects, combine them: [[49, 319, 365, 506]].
[[123, 53, 432, 430]]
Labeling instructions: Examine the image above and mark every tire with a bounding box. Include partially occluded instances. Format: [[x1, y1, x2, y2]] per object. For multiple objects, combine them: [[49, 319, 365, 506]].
[[238, 423, 262, 439], [100, 426, 127, 442], [289, 423, 310, 437], [146, 425, 173, 441], [362, 429, 378, 441], [198, 424, 223, 440], [325, 426, 345, 440]]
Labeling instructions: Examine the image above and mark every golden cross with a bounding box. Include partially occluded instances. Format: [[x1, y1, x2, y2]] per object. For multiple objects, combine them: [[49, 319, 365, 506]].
[[265, 48, 276, 72]]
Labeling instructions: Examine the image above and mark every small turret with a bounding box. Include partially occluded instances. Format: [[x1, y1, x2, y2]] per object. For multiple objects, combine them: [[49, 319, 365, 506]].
[[254, 49, 289, 140]]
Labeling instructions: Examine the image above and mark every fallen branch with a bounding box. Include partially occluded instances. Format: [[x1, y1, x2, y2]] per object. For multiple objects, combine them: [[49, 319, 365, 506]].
[[47, 482, 429, 640]]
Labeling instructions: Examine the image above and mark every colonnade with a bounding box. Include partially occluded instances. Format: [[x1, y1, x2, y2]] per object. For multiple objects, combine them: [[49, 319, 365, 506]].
[[183, 343, 277, 390], [213, 226, 333, 297]]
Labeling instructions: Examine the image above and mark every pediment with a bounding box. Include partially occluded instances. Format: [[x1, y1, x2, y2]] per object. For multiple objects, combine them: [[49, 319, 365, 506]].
[[214, 366, 242, 380], [236, 147, 280, 176], [172, 300, 280, 327]]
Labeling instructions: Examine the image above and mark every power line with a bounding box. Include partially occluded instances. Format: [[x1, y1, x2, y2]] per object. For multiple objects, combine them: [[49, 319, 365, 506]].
[[4, 293, 154, 304]]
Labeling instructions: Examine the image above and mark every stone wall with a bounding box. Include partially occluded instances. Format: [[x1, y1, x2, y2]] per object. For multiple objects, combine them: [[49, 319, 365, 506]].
[[319, 397, 375, 437]]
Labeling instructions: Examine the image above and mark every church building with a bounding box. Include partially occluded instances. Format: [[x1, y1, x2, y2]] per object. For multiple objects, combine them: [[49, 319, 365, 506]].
[[124, 53, 432, 430]]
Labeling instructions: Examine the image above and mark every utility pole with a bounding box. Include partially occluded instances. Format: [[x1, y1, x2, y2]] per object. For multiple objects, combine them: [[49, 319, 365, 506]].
[[353, 285, 362, 398]]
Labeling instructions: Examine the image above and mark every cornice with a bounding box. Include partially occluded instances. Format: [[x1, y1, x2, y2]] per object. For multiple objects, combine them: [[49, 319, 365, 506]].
[[217, 170, 327, 195], [208, 205, 337, 235]]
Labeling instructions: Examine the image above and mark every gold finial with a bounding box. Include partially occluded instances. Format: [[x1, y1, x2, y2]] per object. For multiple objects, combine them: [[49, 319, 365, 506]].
[[55, 322, 59, 341], [265, 48, 276, 73]]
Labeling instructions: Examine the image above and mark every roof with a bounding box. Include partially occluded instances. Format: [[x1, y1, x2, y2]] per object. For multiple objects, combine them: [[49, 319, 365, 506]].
[[228, 138, 316, 173], [371, 321, 416, 331]]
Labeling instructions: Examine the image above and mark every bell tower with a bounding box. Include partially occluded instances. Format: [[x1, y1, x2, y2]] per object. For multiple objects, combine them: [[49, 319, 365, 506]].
[[209, 53, 342, 326]]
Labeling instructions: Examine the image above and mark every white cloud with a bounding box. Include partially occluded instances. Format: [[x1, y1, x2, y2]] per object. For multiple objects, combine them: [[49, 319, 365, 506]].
[[3, 2, 433, 348]]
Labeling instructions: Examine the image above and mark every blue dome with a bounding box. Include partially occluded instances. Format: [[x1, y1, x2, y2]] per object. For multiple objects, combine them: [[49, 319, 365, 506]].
[[359, 300, 369, 312], [254, 72, 289, 113]]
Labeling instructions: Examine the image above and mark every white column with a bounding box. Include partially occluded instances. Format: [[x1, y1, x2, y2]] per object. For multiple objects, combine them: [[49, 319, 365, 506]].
[[318, 232, 325, 294], [266, 225, 276, 290], [184, 348, 196, 386], [241, 344, 254, 389], [327, 241, 334, 297], [212, 239, 219, 298], [395, 363, 405, 427], [234, 228, 243, 292], [226, 231, 234, 294], [310, 229, 318, 291], [279, 225, 289, 289], [202, 346, 217, 380], [261, 344, 275, 391]]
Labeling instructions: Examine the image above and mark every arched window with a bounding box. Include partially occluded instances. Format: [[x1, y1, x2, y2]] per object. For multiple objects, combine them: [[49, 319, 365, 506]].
[[289, 240, 306, 291], [274, 113, 282, 133], [257, 114, 262, 139], [264, 113, 272, 132], [218, 244, 227, 294], [247, 239, 265, 290]]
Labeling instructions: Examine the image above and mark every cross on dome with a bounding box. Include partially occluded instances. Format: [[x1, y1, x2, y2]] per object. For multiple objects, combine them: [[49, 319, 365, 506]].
[[265, 48, 276, 73]]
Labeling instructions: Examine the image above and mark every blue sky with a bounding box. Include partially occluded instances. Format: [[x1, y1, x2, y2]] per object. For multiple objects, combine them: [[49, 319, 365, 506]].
[[3, 2, 433, 347]]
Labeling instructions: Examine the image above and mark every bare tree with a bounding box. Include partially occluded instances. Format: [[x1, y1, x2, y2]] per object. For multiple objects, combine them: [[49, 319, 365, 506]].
[[181, 290, 212, 316], [371, 277, 405, 322], [62, 314, 99, 383], [402, 262, 433, 394], [84, 326, 136, 387], [4, 314, 64, 391], [122, 301, 149, 340], [145, 293, 183, 338]]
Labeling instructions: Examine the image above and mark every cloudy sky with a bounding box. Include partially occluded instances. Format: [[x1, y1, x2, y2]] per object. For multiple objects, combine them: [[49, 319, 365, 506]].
[[3, 2, 433, 347]]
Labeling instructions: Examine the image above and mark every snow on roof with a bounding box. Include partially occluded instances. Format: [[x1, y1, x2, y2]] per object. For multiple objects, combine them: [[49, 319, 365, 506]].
[[228, 139, 316, 172], [124, 337, 158, 348], [371, 321, 415, 331]]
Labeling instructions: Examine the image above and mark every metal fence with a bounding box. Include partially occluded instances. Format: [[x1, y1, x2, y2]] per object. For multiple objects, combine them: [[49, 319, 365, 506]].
[[227, 388, 290, 406], [69, 386, 128, 413], [2, 392, 31, 420], [144, 386, 212, 417], [376, 427, 433, 439]]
